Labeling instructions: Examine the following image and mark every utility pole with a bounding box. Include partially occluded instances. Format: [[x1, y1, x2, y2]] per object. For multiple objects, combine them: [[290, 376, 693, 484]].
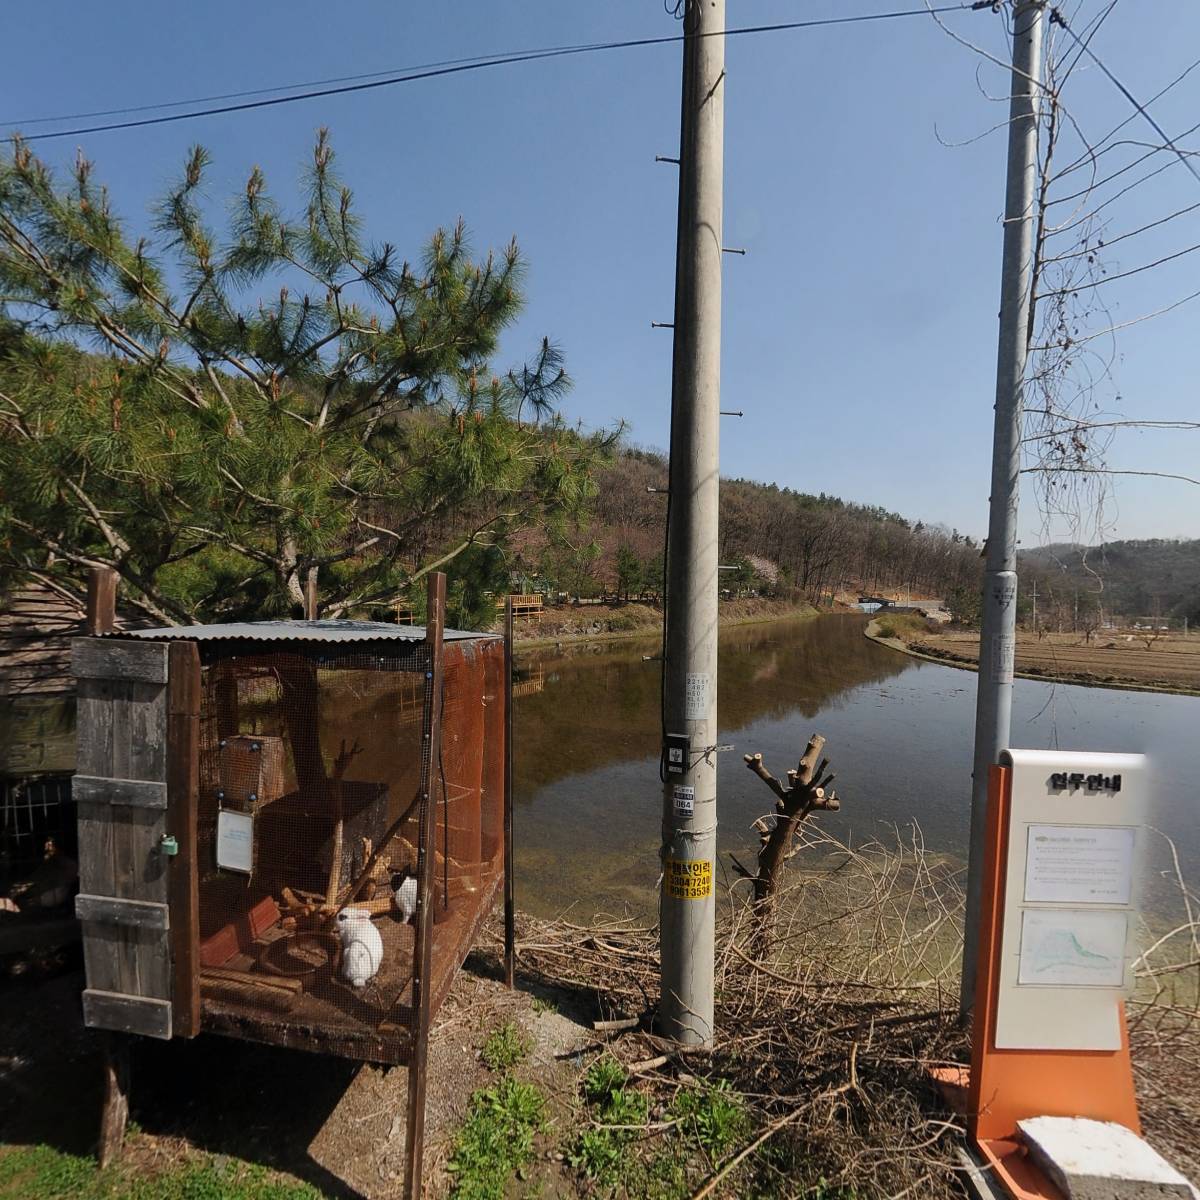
[[659, 0, 725, 1047], [962, 0, 1046, 1018], [1031, 577, 1038, 633]]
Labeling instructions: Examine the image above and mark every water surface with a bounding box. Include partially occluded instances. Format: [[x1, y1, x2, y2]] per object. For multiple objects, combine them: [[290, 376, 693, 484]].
[[513, 615, 1198, 920]]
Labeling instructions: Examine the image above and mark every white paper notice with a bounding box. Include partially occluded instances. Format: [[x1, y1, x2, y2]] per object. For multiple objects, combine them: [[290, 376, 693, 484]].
[[991, 633, 1015, 684], [1024, 824, 1135, 905], [673, 785, 695, 819], [1017, 908, 1128, 988], [684, 673, 710, 722], [216, 808, 254, 874]]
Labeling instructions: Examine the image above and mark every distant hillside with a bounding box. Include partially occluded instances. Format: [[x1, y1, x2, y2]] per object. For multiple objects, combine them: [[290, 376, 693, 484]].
[[1020, 540, 1200, 624], [519, 446, 982, 604]]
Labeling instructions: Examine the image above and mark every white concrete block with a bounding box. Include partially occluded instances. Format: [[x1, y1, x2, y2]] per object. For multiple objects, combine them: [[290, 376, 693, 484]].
[[1017, 1117, 1196, 1200]]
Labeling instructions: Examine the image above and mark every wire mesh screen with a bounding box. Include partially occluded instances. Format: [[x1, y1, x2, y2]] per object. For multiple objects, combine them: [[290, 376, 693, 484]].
[[193, 635, 504, 1064], [0, 773, 75, 900]]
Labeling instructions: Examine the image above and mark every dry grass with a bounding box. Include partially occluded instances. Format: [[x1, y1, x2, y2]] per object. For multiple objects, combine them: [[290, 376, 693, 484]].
[[513, 824, 1200, 1199], [911, 629, 1200, 693]]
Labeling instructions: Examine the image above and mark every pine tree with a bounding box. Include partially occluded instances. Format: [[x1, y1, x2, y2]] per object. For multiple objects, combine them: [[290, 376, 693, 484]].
[[0, 132, 615, 622]]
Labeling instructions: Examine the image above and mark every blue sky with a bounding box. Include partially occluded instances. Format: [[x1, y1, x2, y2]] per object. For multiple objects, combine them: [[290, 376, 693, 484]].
[[4, 1, 1198, 544]]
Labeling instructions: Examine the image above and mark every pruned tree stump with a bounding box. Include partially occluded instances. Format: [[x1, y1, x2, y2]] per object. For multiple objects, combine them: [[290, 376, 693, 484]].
[[737, 733, 842, 948]]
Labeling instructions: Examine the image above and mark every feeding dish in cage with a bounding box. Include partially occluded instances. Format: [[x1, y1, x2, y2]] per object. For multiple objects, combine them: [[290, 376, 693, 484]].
[[258, 929, 340, 980]]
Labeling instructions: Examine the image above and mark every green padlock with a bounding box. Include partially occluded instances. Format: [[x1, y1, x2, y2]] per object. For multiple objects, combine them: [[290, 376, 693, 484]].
[[160, 834, 179, 857]]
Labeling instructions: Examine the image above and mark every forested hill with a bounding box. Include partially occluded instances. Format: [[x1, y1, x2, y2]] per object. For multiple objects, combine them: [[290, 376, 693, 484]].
[[1020, 540, 1200, 624], [526, 446, 983, 604]]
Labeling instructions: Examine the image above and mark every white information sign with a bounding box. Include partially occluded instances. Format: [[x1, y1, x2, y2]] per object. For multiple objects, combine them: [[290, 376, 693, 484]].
[[216, 808, 254, 874], [993, 749, 1147, 1051], [1017, 908, 1129, 988], [1024, 824, 1135, 905], [672, 785, 695, 819], [684, 673, 710, 722]]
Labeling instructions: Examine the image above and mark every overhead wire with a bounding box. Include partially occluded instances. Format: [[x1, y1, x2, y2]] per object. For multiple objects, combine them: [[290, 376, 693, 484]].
[[1052, 53, 1200, 182], [1040, 198, 1200, 264], [1040, 239, 1200, 295], [2, 50, 592, 128], [1049, 7, 1200, 188], [8, 3, 991, 143]]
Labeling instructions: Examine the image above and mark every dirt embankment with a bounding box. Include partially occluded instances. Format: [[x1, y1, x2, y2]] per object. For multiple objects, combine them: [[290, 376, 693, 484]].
[[509, 596, 820, 647], [868, 619, 1200, 696]]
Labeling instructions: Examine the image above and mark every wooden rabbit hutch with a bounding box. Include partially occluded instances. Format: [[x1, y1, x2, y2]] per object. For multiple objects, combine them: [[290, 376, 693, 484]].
[[71, 573, 514, 1198]]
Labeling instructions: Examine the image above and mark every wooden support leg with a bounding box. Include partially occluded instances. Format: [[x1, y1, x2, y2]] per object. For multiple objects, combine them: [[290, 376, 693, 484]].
[[504, 598, 516, 990], [98, 1032, 130, 1168]]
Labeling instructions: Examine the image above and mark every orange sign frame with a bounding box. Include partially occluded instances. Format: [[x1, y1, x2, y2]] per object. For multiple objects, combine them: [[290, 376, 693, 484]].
[[965, 764, 1140, 1197]]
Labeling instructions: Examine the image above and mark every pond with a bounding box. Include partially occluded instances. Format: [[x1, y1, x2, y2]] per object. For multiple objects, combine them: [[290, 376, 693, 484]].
[[513, 614, 1199, 921]]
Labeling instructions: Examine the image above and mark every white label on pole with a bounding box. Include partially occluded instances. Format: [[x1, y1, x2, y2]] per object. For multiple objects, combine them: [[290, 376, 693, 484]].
[[685, 673, 710, 721], [673, 785, 695, 818], [991, 633, 1015, 684], [1024, 825, 1135, 905], [1017, 908, 1128, 988], [216, 808, 254, 874]]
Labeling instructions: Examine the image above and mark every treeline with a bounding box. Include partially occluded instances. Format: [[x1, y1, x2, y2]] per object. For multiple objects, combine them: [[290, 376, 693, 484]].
[[1019, 540, 1200, 627], [518, 445, 983, 604]]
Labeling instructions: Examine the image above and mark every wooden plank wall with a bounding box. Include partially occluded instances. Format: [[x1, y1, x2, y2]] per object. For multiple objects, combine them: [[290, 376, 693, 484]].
[[73, 639, 174, 1039]]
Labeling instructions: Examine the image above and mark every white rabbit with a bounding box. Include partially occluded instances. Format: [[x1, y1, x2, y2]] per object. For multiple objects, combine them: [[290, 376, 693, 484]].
[[391, 868, 418, 923], [336, 907, 384, 990]]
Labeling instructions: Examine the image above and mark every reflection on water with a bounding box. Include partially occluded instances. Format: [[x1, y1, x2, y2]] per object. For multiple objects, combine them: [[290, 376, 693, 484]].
[[514, 615, 1199, 920]]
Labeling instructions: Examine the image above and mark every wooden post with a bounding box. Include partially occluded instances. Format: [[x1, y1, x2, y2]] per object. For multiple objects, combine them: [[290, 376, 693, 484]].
[[97, 1032, 130, 1167], [302, 569, 318, 620], [404, 572, 447, 1200], [503, 598, 516, 989], [167, 642, 201, 1038], [86, 566, 118, 636]]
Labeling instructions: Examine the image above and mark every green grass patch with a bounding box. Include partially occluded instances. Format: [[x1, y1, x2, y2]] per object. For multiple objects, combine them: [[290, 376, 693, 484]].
[[568, 1057, 651, 1188], [670, 1079, 749, 1162], [0, 1144, 322, 1200], [481, 1020, 531, 1073], [447, 1076, 547, 1200]]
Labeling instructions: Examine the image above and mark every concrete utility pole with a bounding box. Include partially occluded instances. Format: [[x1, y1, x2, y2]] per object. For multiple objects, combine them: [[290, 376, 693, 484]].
[[659, 0, 725, 1047], [962, 0, 1046, 1018]]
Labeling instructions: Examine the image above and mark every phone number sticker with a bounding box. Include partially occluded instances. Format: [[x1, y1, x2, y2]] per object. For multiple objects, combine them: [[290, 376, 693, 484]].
[[666, 857, 713, 900]]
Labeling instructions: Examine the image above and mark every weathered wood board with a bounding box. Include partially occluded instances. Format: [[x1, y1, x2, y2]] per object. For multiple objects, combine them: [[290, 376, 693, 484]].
[[72, 638, 177, 1039]]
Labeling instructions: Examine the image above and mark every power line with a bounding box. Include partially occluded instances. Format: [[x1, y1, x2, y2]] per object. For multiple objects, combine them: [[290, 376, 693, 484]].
[[1041, 198, 1200, 264], [1050, 8, 1200, 188], [1047, 117, 1200, 209], [1052, 53, 1200, 182], [1, 46, 616, 128], [1041, 238, 1200, 296], [1057, 0, 1119, 81], [9, 4, 988, 143]]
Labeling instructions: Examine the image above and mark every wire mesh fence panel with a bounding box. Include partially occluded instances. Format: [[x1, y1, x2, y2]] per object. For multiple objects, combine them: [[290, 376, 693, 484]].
[[427, 637, 506, 1014], [190, 635, 503, 1064], [0, 773, 75, 899]]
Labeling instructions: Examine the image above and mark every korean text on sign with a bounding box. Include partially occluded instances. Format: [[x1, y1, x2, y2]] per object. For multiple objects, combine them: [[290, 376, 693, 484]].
[[666, 858, 713, 900]]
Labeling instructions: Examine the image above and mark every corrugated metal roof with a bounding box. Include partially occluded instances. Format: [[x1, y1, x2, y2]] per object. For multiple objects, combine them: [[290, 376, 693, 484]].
[[104, 619, 495, 644]]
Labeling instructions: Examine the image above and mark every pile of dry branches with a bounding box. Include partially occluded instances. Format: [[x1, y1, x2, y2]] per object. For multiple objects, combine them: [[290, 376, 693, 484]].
[[518, 824, 972, 1198], [514, 820, 1200, 1198]]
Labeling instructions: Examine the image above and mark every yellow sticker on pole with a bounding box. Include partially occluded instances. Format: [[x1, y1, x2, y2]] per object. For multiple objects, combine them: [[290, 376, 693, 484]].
[[666, 857, 713, 900]]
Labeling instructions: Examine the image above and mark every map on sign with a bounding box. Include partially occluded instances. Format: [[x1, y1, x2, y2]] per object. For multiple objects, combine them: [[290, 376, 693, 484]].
[[1017, 908, 1128, 988]]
